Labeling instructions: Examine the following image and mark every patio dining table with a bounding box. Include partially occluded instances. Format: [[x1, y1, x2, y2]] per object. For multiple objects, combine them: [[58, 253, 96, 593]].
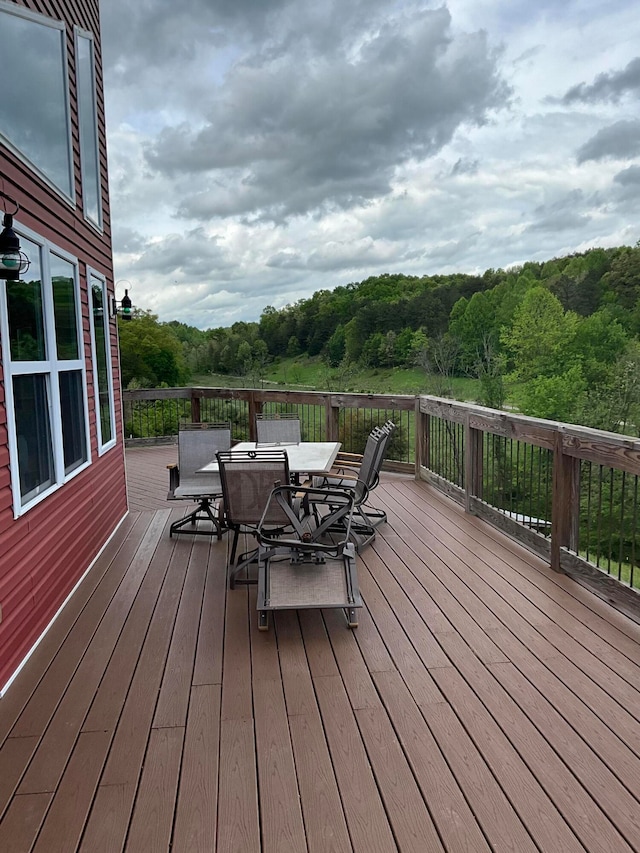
[[197, 440, 341, 477]]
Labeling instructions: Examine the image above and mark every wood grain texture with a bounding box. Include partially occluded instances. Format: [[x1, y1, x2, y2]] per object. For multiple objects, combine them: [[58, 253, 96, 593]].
[[0, 454, 639, 851]]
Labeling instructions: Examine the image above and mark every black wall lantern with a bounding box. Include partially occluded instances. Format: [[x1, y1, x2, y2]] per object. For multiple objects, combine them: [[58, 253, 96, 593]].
[[0, 193, 30, 281], [111, 279, 134, 321], [120, 289, 132, 320]]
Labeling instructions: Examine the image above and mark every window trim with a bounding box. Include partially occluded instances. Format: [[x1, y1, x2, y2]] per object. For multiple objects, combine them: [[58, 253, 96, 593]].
[[74, 26, 103, 231], [0, 1, 75, 205], [0, 223, 91, 517], [88, 268, 117, 454]]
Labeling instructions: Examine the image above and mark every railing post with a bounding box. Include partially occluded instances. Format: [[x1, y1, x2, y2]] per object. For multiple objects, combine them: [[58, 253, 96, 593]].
[[551, 430, 580, 572], [414, 398, 426, 478], [248, 392, 261, 441], [190, 388, 201, 424], [464, 414, 484, 512], [326, 396, 340, 442]]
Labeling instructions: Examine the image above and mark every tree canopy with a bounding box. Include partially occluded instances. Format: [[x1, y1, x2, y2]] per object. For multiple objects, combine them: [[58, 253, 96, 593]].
[[117, 242, 640, 432]]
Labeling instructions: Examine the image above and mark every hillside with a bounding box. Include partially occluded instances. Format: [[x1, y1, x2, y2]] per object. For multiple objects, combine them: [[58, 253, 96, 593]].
[[121, 244, 640, 434]]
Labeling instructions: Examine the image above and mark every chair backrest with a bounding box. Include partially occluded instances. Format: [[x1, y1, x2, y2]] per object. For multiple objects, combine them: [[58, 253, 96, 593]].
[[217, 449, 292, 528], [375, 420, 396, 471], [255, 413, 301, 445], [178, 422, 231, 479], [353, 421, 396, 503]]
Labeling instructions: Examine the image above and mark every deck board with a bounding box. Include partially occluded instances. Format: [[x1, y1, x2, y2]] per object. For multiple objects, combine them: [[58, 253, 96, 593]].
[[1, 444, 640, 851]]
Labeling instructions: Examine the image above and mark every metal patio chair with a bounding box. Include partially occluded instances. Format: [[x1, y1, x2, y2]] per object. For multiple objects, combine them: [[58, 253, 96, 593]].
[[324, 420, 397, 492], [217, 448, 299, 588], [255, 412, 302, 445], [310, 422, 396, 550], [167, 422, 231, 539], [255, 484, 361, 631]]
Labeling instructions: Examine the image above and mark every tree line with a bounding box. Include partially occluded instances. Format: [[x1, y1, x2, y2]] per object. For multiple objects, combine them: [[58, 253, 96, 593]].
[[118, 242, 640, 433]]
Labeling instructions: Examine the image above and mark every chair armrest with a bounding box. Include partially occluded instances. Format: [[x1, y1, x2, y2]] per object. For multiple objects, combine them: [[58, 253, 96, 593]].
[[335, 451, 364, 464], [167, 464, 180, 494], [329, 466, 359, 478]]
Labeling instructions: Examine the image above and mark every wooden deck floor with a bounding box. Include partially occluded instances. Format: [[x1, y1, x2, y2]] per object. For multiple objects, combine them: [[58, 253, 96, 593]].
[[2, 444, 640, 852]]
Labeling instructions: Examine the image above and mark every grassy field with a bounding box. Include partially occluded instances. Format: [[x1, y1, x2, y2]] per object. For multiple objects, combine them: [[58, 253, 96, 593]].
[[193, 356, 483, 401]]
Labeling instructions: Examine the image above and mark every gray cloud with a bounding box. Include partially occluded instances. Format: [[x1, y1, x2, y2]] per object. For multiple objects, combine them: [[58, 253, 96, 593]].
[[614, 164, 640, 186], [525, 190, 591, 233], [576, 120, 640, 163], [451, 158, 480, 176], [613, 164, 640, 201], [144, 7, 509, 222], [561, 57, 640, 104], [129, 227, 233, 279], [101, 0, 283, 70]]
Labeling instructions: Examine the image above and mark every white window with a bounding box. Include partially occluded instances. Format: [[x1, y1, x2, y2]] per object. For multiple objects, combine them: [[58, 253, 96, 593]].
[[0, 227, 90, 515], [89, 272, 116, 452], [0, 2, 74, 200], [75, 29, 102, 228]]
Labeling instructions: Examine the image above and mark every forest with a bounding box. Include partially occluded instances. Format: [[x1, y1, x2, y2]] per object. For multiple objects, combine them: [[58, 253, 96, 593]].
[[118, 242, 640, 434]]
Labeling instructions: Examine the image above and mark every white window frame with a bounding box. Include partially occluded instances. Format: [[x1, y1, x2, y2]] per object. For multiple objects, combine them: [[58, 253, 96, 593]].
[[87, 269, 116, 454], [0, 1, 75, 204], [74, 27, 103, 230], [0, 223, 91, 517]]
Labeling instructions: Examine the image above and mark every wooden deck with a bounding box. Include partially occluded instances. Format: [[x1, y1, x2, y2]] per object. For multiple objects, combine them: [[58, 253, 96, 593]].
[[2, 444, 640, 852]]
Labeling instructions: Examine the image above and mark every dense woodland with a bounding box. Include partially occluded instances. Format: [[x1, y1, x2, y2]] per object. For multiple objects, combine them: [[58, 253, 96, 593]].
[[119, 243, 640, 433]]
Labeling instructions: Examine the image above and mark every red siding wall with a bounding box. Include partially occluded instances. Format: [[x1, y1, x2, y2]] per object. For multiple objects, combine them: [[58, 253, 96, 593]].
[[0, 0, 128, 691]]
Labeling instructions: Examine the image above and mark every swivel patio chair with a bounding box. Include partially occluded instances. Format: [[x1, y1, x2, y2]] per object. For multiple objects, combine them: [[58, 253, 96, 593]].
[[167, 422, 231, 538], [310, 421, 396, 550], [325, 420, 396, 489], [217, 448, 299, 588], [255, 484, 361, 631], [255, 412, 301, 445]]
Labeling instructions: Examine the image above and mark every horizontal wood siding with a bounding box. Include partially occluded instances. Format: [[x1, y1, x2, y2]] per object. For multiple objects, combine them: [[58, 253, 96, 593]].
[[0, 0, 126, 691]]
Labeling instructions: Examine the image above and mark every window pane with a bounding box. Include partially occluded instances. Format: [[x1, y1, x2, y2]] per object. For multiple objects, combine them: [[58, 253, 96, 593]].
[[59, 370, 87, 473], [51, 254, 79, 359], [7, 237, 46, 361], [0, 10, 72, 195], [91, 280, 113, 445], [77, 34, 101, 226], [14, 374, 54, 500]]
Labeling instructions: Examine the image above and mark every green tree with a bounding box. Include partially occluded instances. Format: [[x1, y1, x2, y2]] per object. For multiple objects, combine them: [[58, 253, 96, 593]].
[[603, 244, 640, 311], [119, 312, 189, 388], [501, 287, 578, 381], [515, 366, 587, 422], [326, 325, 346, 366]]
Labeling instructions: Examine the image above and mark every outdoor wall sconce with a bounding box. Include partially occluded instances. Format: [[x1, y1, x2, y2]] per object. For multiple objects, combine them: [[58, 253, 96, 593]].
[[0, 192, 30, 281], [111, 279, 134, 320]]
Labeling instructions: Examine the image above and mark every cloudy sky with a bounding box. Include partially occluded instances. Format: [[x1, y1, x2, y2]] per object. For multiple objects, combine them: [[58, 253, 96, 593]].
[[99, 0, 640, 329]]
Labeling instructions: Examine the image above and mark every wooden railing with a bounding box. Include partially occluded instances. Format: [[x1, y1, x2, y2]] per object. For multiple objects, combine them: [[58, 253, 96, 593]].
[[417, 396, 640, 622], [123, 387, 640, 620], [122, 387, 417, 470]]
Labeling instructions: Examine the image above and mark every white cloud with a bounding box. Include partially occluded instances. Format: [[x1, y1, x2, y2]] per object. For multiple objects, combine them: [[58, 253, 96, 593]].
[[100, 0, 640, 328]]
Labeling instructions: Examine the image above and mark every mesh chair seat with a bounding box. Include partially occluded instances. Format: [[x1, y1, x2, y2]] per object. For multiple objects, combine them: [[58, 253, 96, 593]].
[[173, 472, 221, 498], [255, 485, 362, 631]]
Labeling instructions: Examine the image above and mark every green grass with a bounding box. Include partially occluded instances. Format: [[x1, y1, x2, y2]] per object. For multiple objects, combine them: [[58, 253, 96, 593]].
[[193, 357, 483, 402]]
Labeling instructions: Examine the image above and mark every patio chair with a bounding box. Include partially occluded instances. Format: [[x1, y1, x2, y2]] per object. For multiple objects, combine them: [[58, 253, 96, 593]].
[[217, 448, 299, 588], [309, 422, 396, 550], [167, 422, 231, 539], [255, 484, 361, 631], [324, 419, 396, 486], [255, 412, 301, 445]]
